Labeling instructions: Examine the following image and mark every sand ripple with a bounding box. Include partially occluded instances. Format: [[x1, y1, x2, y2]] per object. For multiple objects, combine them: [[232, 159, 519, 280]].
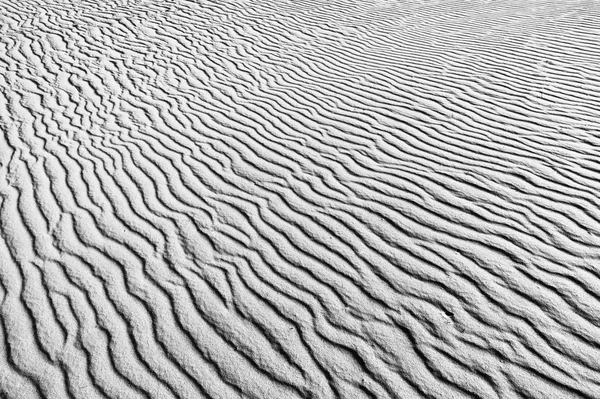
[[1, 0, 600, 398]]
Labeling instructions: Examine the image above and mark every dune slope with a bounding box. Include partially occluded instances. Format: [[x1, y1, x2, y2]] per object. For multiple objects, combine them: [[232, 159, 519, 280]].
[[1, 0, 600, 398]]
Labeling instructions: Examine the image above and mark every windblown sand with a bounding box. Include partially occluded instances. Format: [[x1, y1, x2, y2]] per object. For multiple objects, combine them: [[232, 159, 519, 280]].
[[1, 0, 600, 398]]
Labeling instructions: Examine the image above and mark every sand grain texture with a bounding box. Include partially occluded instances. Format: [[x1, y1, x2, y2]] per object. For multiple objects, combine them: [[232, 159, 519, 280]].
[[1, 0, 600, 398]]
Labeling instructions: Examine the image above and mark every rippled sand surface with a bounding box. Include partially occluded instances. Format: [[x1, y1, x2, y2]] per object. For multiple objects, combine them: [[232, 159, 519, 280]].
[[1, 1, 600, 398]]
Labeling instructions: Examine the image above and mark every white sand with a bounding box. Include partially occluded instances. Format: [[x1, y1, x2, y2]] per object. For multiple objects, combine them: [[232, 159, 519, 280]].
[[1, 0, 600, 398]]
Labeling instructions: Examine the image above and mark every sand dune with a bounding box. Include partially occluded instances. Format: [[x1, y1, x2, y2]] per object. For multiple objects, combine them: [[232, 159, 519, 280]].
[[1, 0, 600, 398]]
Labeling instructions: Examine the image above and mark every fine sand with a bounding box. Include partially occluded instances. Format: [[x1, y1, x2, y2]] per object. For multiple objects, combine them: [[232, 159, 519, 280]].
[[1, 0, 600, 398]]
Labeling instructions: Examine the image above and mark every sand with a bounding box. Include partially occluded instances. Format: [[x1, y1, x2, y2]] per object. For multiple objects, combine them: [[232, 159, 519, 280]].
[[1, 0, 600, 398]]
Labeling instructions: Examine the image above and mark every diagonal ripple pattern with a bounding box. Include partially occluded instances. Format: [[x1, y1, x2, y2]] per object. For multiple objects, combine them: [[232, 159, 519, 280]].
[[1, 0, 600, 398]]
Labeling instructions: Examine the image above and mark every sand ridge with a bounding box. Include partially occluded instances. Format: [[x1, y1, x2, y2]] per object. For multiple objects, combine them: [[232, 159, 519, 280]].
[[1, 0, 600, 398]]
